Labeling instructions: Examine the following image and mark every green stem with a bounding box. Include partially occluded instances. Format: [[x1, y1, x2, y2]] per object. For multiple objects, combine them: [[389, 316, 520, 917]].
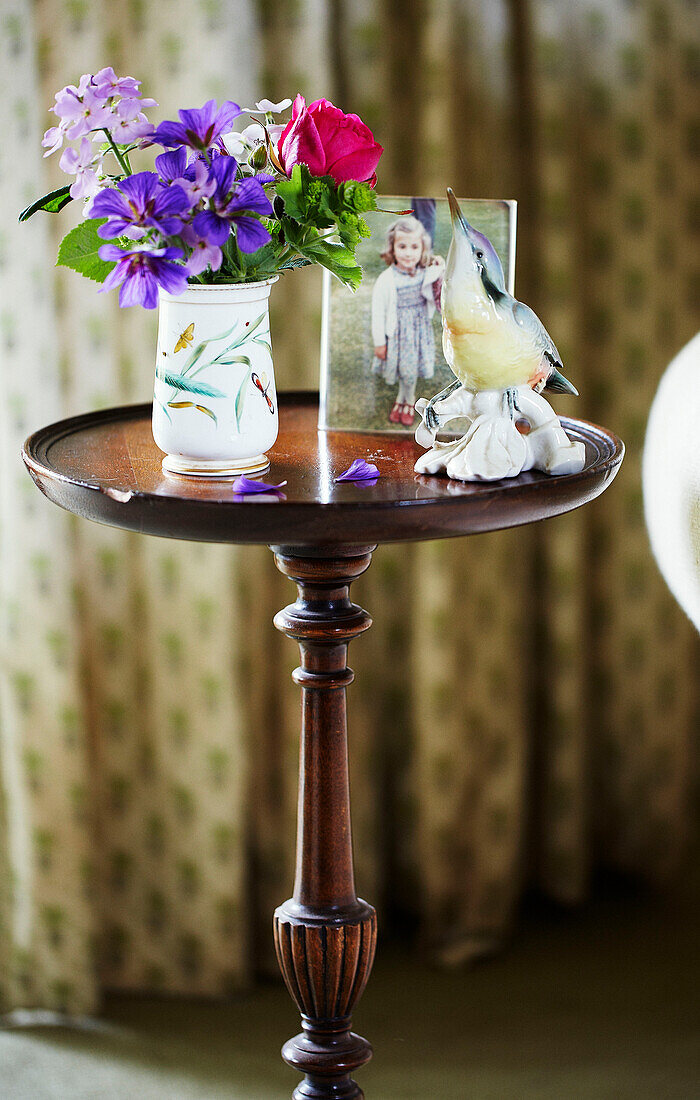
[[103, 130, 131, 176]]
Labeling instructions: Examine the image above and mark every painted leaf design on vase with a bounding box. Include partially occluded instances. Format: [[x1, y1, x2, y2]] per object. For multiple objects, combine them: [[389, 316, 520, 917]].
[[161, 373, 226, 398], [157, 315, 270, 429], [166, 400, 218, 423]]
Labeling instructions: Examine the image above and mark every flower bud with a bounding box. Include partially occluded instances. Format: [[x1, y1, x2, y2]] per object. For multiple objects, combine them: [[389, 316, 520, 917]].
[[251, 143, 268, 171]]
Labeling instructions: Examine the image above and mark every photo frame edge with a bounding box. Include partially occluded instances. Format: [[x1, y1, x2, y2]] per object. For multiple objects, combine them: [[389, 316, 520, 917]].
[[318, 268, 332, 430]]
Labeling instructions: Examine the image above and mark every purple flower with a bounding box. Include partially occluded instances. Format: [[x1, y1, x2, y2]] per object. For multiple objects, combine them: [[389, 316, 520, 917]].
[[193, 157, 272, 252], [45, 71, 157, 156], [92, 67, 142, 100], [98, 244, 188, 309], [53, 81, 111, 140], [109, 98, 154, 143], [180, 159, 217, 206], [232, 476, 287, 496], [155, 146, 188, 183], [152, 99, 242, 152], [181, 225, 223, 276], [42, 124, 67, 157], [335, 459, 380, 482], [59, 137, 102, 199], [90, 172, 190, 240]]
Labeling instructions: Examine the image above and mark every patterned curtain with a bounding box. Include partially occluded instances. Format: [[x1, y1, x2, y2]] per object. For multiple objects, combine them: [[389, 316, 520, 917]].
[[1, 0, 697, 1012]]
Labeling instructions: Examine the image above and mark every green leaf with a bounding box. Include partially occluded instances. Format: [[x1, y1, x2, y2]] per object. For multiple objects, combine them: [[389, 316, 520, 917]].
[[279, 216, 305, 249], [278, 256, 312, 271], [241, 313, 266, 339], [56, 218, 115, 284], [276, 164, 334, 226], [234, 368, 251, 429], [296, 236, 362, 291], [155, 399, 172, 424], [180, 324, 238, 373], [337, 179, 378, 215], [211, 353, 251, 368], [19, 185, 73, 222], [275, 164, 311, 221], [159, 372, 225, 398], [232, 239, 285, 280]]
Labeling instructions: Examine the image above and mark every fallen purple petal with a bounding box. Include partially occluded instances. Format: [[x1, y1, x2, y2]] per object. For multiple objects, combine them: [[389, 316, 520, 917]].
[[232, 476, 287, 496], [334, 459, 380, 482]]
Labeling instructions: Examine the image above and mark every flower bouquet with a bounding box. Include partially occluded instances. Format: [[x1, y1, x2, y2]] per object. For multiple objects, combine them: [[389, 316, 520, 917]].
[[22, 69, 384, 476]]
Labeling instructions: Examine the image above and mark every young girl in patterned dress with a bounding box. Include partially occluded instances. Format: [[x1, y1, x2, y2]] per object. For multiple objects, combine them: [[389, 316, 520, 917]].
[[371, 215, 444, 426]]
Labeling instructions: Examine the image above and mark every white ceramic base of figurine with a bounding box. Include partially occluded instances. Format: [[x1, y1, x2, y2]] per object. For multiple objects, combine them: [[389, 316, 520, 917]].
[[161, 453, 271, 478], [414, 384, 586, 481]]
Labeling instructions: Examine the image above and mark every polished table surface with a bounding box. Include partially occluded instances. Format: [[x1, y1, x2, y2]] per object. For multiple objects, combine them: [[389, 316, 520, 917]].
[[22, 391, 624, 546]]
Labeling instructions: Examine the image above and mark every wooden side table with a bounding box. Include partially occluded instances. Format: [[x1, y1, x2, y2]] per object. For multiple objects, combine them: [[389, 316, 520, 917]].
[[23, 392, 623, 1099]]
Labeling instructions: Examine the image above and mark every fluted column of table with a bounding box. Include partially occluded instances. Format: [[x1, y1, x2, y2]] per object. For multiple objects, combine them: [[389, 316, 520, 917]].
[[271, 546, 377, 1100]]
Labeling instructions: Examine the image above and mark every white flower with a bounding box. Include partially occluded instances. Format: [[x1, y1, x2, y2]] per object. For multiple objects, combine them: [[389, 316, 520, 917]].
[[221, 130, 251, 158], [245, 98, 292, 115], [221, 122, 265, 159]]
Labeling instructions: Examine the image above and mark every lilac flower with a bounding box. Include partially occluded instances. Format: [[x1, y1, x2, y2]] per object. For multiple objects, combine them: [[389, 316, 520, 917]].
[[109, 98, 155, 143], [92, 67, 142, 100], [98, 244, 188, 309], [152, 99, 242, 152], [181, 225, 223, 276], [59, 137, 102, 199], [46, 71, 156, 157], [53, 81, 112, 141], [42, 123, 67, 157], [193, 157, 272, 252], [232, 476, 287, 496], [89, 172, 190, 240], [335, 459, 380, 482]]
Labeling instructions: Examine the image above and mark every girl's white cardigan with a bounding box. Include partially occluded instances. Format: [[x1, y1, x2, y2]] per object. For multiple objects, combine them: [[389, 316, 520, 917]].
[[371, 264, 441, 346]]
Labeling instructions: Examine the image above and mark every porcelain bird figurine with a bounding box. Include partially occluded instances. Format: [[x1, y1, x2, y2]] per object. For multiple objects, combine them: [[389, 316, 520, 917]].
[[424, 189, 577, 426], [415, 190, 585, 481]]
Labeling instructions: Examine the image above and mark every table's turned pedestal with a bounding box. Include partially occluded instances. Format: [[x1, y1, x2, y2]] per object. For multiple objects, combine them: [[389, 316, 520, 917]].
[[23, 392, 623, 1099]]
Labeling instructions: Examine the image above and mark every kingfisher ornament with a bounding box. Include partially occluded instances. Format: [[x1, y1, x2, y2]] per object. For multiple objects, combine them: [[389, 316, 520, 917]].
[[414, 189, 585, 481]]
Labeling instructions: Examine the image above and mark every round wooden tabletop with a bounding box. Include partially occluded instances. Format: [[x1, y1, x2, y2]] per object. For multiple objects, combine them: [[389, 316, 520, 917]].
[[22, 391, 624, 547]]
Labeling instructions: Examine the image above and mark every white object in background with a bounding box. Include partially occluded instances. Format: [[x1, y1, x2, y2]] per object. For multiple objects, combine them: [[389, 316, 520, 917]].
[[152, 279, 279, 478], [414, 384, 585, 481], [643, 331, 700, 632]]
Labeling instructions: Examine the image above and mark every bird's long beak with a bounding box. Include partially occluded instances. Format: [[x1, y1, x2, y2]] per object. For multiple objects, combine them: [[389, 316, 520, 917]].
[[446, 188, 471, 238]]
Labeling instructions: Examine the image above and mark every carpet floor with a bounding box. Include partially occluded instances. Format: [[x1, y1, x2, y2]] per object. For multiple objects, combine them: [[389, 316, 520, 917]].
[[2, 874, 698, 1099]]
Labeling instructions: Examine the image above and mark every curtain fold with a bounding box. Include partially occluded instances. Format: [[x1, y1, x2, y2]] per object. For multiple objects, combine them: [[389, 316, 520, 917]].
[[0, 0, 697, 1013]]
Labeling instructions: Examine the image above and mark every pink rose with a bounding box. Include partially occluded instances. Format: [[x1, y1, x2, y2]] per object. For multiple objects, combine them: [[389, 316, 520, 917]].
[[277, 95, 383, 187]]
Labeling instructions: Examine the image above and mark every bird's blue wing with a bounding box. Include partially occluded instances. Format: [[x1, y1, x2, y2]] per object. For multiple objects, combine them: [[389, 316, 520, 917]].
[[511, 299, 563, 367], [511, 300, 577, 394]]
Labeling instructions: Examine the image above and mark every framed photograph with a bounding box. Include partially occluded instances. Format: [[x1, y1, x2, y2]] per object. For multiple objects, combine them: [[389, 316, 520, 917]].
[[319, 196, 516, 433]]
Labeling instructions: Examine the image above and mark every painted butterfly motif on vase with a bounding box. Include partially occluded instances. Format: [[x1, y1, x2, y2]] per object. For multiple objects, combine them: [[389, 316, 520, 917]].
[[174, 322, 195, 354], [252, 371, 275, 414]]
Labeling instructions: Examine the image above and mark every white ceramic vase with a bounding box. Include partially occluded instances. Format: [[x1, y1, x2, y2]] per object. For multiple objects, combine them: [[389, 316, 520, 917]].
[[152, 278, 279, 477]]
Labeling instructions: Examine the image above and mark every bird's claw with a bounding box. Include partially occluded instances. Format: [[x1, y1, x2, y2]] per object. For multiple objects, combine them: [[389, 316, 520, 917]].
[[424, 401, 440, 432], [503, 388, 521, 421]]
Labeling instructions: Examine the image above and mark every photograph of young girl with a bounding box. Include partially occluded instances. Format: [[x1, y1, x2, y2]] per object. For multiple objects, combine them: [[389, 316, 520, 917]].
[[372, 212, 444, 427], [319, 195, 516, 434]]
